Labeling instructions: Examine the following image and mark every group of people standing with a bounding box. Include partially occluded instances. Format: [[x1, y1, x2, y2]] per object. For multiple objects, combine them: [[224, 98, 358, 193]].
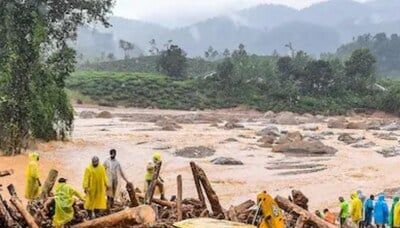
[[325, 191, 400, 228], [24, 150, 164, 227]]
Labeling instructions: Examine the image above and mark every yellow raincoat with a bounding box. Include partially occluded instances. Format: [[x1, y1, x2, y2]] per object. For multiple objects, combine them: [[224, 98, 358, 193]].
[[257, 192, 285, 228], [145, 162, 155, 182], [25, 152, 41, 200], [52, 183, 84, 227], [350, 192, 363, 223], [394, 202, 400, 227], [83, 164, 108, 210]]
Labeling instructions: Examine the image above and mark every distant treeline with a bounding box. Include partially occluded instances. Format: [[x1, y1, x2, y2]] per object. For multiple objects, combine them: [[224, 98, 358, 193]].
[[70, 44, 400, 115]]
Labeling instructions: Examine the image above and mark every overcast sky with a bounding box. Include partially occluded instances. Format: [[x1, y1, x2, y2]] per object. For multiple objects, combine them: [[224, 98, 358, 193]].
[[113, 0, 369, 28]]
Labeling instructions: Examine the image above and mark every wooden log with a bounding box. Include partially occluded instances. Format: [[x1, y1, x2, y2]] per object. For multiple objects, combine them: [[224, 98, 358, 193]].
[[227, 205, 238, 222], [71, 205, 156, 228], [9, 197, 39, 228], [234, 199, 255, 214], [295, 215, 307, 228], [138, 193, 175, 208], [145, 161, 162, 204], [275, 195, 336, 228], [7, 184, 39, 228], [126, 182, 139, 207], [0, 193, 17, 227], [191, 162, 223, 216], [0, 169, 14, 177], [190, 161, 206, 207], [39, 169, 58, 199], [176, 175, 183, 221]]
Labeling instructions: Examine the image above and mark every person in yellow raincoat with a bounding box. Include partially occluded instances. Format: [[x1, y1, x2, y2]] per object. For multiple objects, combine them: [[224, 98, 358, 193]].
[[350, 192, 363, 226], [83, 156, 108, 218], [393, 200, 400, 228], [144, 152, 165, 200], [25, 152, 41, 200], [257, 191, 285, 228], [52, 178, 84, 227]]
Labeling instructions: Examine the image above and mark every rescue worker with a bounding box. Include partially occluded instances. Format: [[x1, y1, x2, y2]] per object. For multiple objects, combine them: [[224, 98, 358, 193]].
[[83, 156, 108, 218], [374, 195, 389, 228], [52, 178, 84, 228], [393, 198, 400, 228], [323, 208, 336, 225], [339, 196, 350, 228], [103, 149, 131, 209], [351, 192, 363, 227], [256, 191, 285, 228], [389, 197, 399, 228], [144, 152, 165, 200], [25, 152, 41, 200], [364, 195, 375, 227]]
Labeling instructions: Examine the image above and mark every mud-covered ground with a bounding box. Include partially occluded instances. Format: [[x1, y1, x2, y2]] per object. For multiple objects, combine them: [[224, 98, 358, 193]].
[[1, 105, 400, 212]]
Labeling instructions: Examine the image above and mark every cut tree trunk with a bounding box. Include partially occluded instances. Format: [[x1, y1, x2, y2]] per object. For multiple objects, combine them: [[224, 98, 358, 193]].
[[190, 161, 206, 207], [295, 215, 307, 228], [7, 184, 39, 228], [9, 197, 39, 228], [227, 205, 238, 222], [71, 205, 156, 228], [191, 162, 223, 216], [126, 182, 139, 207], [0, 169, 14, 177], [0, 193, 17, 227], [145, 161, 162, 204], [234, 200, 255, 214], [275, 195, 336, 228], [39, 169, 58, 199], [176, 175, 183, 221]]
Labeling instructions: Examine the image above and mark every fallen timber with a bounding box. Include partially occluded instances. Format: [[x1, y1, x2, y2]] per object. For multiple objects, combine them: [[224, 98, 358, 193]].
[[0, 162, 338, 227]]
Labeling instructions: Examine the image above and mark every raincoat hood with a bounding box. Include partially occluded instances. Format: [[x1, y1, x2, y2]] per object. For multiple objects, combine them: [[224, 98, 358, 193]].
[[379, 195, 385, 201], [29, 152, 39, 161], [351, 192, 359, 199], [153, 152, 161, 162]]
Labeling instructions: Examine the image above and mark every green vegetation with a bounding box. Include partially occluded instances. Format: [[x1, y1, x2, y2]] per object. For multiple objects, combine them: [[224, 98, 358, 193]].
[[0, 0, 112, 155], [68, 47, 400, 115], [78, 55, 217, 78], [336, 33, 400, 77]]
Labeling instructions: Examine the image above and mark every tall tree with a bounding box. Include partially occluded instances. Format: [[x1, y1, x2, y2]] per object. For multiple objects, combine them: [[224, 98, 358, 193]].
[[157, 44, 187, 79], [0, 0, 113, 155], [344, 48, 376, 92], [119, 39, 134, 59]]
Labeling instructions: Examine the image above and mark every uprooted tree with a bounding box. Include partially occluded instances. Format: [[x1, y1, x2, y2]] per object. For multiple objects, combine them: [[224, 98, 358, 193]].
[[0, 0, 114, 155]]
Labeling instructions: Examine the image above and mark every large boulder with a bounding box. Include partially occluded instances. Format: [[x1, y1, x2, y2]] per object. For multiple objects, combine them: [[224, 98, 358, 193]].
[[338, 133, 364, 144], [79, 111, 97, 119], [256, 125, 280, 137], [346, 121, 367, 130], [263, 111, 276, 118], [210, 157, 243, 165], [257, 135, 276, 148], [351, 141, 376, 148], [274, 112, 298, 125], [301, 124, 319, 131], [96, 111, 113, 118], [156, 117, 182, 131], [175, 146, 215, 158], [224, 120, 244, 130], [276, 131, 302, 144], [327, 117, 348, 129], [272, 140, 337, 155], [377, 146, 400, 157], [380, 122, 400, 131], [373, 132, 398, 141]]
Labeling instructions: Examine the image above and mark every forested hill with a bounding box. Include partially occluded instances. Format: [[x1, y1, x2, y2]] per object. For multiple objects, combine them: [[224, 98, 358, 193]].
[[335, 33, 400, 77], [75, 0, 400, 59]]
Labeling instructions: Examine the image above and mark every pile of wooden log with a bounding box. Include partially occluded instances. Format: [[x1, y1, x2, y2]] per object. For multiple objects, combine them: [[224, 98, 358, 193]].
[[0, 162, 336, 228]]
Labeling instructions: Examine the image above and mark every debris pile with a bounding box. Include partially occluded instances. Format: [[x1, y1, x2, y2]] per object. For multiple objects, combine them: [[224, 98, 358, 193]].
[[1, 163, 336, 228]]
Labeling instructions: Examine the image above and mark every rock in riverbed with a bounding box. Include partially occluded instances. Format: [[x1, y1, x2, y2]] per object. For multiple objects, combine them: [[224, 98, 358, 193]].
[[210, 157, 243, 165]]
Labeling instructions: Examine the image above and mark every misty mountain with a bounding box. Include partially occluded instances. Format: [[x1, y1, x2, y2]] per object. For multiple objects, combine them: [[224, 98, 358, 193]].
[[75, 0, 400, 58]]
